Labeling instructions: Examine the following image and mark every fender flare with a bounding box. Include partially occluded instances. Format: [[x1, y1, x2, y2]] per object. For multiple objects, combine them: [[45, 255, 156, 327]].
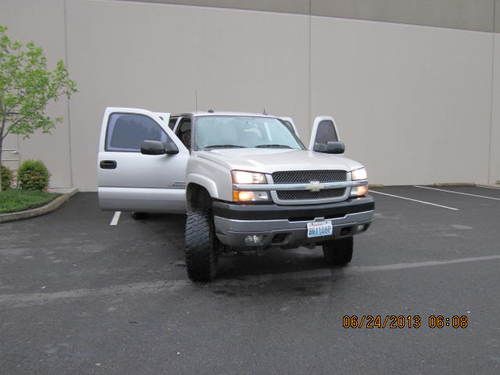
[[186, 173, 219, 199]]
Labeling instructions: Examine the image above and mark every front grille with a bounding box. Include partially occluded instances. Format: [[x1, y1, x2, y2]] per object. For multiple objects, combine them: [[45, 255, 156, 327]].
[[272, 170, 347, 184], [277, 188, 346, 201]]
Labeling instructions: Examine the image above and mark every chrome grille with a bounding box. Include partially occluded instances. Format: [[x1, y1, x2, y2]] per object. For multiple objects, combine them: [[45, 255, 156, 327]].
[[277, 189, 346, 200], [272, 170, 347, 184]]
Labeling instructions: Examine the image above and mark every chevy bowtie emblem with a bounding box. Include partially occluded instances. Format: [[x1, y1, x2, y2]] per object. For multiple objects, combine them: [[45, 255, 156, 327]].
[[307, 180, 324, 192]]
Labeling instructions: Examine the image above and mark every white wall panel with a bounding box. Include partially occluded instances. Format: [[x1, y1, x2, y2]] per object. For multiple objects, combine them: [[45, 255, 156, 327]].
[[1, 1, 498, 189], [311, 17, 493, 185], [66, 0, 309, 190]]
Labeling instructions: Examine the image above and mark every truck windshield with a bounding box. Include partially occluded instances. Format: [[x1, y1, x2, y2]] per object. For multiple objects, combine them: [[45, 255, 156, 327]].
[[194, 116, 304, 150]]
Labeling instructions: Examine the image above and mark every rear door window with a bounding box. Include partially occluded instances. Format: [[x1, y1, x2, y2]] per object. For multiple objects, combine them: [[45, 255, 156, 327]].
[[175, 117, 192, 150], [168, 117, 178, 130], [105, 113, 170, 152]]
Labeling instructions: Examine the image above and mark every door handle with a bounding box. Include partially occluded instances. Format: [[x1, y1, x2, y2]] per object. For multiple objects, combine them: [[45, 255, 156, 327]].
[[100, 160, 117, 169]]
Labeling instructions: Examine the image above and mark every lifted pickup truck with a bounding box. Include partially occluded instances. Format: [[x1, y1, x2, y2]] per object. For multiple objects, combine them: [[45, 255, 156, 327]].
[[98, 108, 374, 281]]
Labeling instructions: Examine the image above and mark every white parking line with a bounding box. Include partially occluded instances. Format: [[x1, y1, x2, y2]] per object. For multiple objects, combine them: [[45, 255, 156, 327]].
[[415, 185, 500, 201], [110, 211, 121, 226], [370, 190, 459, 211]]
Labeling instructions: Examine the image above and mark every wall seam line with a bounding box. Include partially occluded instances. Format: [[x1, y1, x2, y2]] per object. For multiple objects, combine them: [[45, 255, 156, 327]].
[[488, 0, 496, 184], [307, 0, 311, 132], [63, 0, 74, 188]]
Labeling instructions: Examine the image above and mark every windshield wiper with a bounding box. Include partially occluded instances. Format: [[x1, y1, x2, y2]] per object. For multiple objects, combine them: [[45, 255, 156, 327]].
[[203, 144, 246, 150], [255, 144, 292, 149]]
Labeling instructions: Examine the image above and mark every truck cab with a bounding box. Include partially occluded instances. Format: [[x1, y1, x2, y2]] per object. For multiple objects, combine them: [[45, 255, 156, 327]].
[[98, 109, 374, 281]]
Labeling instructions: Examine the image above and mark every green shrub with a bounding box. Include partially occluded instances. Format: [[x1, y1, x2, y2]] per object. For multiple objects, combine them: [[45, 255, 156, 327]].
[[1, 165, 13, 190], [17, 160, 50, 191]]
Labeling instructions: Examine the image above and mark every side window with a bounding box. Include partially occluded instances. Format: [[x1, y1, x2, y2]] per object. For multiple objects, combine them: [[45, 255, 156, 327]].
[[168, 117, 177, 130], [175, 117, 192, 150], [106, 113, 170, 152], [315, 120, 338, 145]]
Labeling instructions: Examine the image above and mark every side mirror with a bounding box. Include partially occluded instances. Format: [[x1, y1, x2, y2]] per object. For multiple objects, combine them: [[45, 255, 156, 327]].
[[140, 140, 165, 155], [141, 140, 179, 155], [313, 141, 345, 154], [164, 141, 179, 155]]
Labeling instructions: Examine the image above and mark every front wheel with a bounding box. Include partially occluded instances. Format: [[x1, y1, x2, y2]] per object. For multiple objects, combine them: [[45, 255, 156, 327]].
[[185, 210, 218, 282], [323, 237, 353, 266]]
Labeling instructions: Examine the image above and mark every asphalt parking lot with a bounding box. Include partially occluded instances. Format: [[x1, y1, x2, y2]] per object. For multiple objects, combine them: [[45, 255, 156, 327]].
[[1, 185, 500, 374]]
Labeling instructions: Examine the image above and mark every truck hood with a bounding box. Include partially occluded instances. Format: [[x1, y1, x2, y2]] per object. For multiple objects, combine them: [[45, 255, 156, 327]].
[[195, 148, 364, 174]]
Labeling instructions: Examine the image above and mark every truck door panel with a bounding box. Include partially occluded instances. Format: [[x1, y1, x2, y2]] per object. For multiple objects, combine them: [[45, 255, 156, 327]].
[[97, 107, 188, 213]]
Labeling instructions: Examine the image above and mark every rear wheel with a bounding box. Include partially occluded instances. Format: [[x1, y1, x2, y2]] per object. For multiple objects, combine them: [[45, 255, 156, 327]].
[[131, 212, 148, 220], [323, 237, 353, 266], [185, 209, 218, 282]]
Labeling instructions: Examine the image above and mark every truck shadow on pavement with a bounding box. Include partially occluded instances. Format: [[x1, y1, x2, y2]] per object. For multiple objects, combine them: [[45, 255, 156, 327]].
[[217, 249, 330, 279], [123, 211, 345, 283]]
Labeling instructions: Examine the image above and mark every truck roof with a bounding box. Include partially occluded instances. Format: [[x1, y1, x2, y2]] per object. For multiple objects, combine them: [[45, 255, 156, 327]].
[[173, 111, 280, 118]]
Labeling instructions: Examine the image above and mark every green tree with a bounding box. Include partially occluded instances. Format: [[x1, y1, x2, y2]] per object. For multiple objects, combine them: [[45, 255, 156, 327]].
[[0, 25, 77, 191]]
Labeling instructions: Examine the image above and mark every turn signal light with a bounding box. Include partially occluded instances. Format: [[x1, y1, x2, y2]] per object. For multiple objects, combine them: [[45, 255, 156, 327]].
[[351, 185, 368, 197], [233, 190, 270, 202]]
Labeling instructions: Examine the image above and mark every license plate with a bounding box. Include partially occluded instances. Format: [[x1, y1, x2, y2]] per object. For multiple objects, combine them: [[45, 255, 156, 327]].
[[307, 220, 333, 238]]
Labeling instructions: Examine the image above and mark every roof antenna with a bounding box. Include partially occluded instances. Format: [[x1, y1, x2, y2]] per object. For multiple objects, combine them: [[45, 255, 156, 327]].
[[262, 108, 267, 115]]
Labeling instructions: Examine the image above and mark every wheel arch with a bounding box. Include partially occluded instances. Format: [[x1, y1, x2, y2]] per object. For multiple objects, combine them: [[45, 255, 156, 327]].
[[186, 173, 219, 197], [186, 183, 213, 211]]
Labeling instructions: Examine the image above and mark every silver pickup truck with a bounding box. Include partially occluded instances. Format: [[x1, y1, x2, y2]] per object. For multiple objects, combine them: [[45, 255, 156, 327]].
[[98, 108, 374, 281]]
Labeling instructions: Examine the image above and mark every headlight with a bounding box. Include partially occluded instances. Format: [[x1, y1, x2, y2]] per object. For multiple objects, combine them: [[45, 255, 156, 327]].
[[232, 170, 267, 184], [351, 167, 368, 197], [351, 167, 367, 181]]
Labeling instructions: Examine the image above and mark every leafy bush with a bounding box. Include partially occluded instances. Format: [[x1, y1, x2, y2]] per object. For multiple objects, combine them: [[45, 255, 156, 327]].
[[17, 160, 50, 191], [1, 165, 13, 190]]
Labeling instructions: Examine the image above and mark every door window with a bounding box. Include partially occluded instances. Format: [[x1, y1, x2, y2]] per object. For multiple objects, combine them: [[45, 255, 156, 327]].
[[106, 113, 170, 152], [315, 120, 338, 145]]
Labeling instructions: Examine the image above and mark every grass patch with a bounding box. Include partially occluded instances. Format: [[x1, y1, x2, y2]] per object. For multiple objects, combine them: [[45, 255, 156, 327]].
[[0, 189, 59, 214]]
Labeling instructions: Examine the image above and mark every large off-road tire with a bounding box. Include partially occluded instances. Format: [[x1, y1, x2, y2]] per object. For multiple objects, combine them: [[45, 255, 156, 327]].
[[323, 237, 353, 266], [185, 209, 218, 282]]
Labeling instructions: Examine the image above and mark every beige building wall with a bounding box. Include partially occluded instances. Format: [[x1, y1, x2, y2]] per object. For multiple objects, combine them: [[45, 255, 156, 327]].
[[0, 0, 73, 188], [65, 0, 309, 190], [0, 0, 499, 189], [311, 17, 493, 185]]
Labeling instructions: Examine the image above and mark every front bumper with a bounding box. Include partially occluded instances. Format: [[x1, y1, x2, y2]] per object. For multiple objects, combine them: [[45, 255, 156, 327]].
[[213, 196, 374, 249]]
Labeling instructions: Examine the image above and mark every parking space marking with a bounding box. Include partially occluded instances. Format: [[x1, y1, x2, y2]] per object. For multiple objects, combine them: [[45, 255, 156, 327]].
[[110, 211, 121, 226], [415, 185, 500, 201], [477, 184, 500, 190], [370, 190, 459, 211], [0, 280, 190, 309], [352, 254, 500, 272], [3, 254, 500, 308]]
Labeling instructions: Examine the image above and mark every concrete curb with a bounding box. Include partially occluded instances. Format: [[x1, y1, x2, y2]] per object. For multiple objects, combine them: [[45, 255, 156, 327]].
[[477, 184, 500, 189], [0, 188, 78, 224]]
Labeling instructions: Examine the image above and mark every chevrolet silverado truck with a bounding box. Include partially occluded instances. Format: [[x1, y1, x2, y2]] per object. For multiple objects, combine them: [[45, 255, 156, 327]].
[[98, 108, 374, 281]]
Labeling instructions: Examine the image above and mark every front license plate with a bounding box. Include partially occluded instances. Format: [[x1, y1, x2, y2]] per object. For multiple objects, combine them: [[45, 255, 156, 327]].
[[307, 220, 333, 238]]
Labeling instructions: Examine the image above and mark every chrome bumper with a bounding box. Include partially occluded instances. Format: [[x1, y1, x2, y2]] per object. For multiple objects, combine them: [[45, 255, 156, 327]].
[[214, 210, 374, 249]]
